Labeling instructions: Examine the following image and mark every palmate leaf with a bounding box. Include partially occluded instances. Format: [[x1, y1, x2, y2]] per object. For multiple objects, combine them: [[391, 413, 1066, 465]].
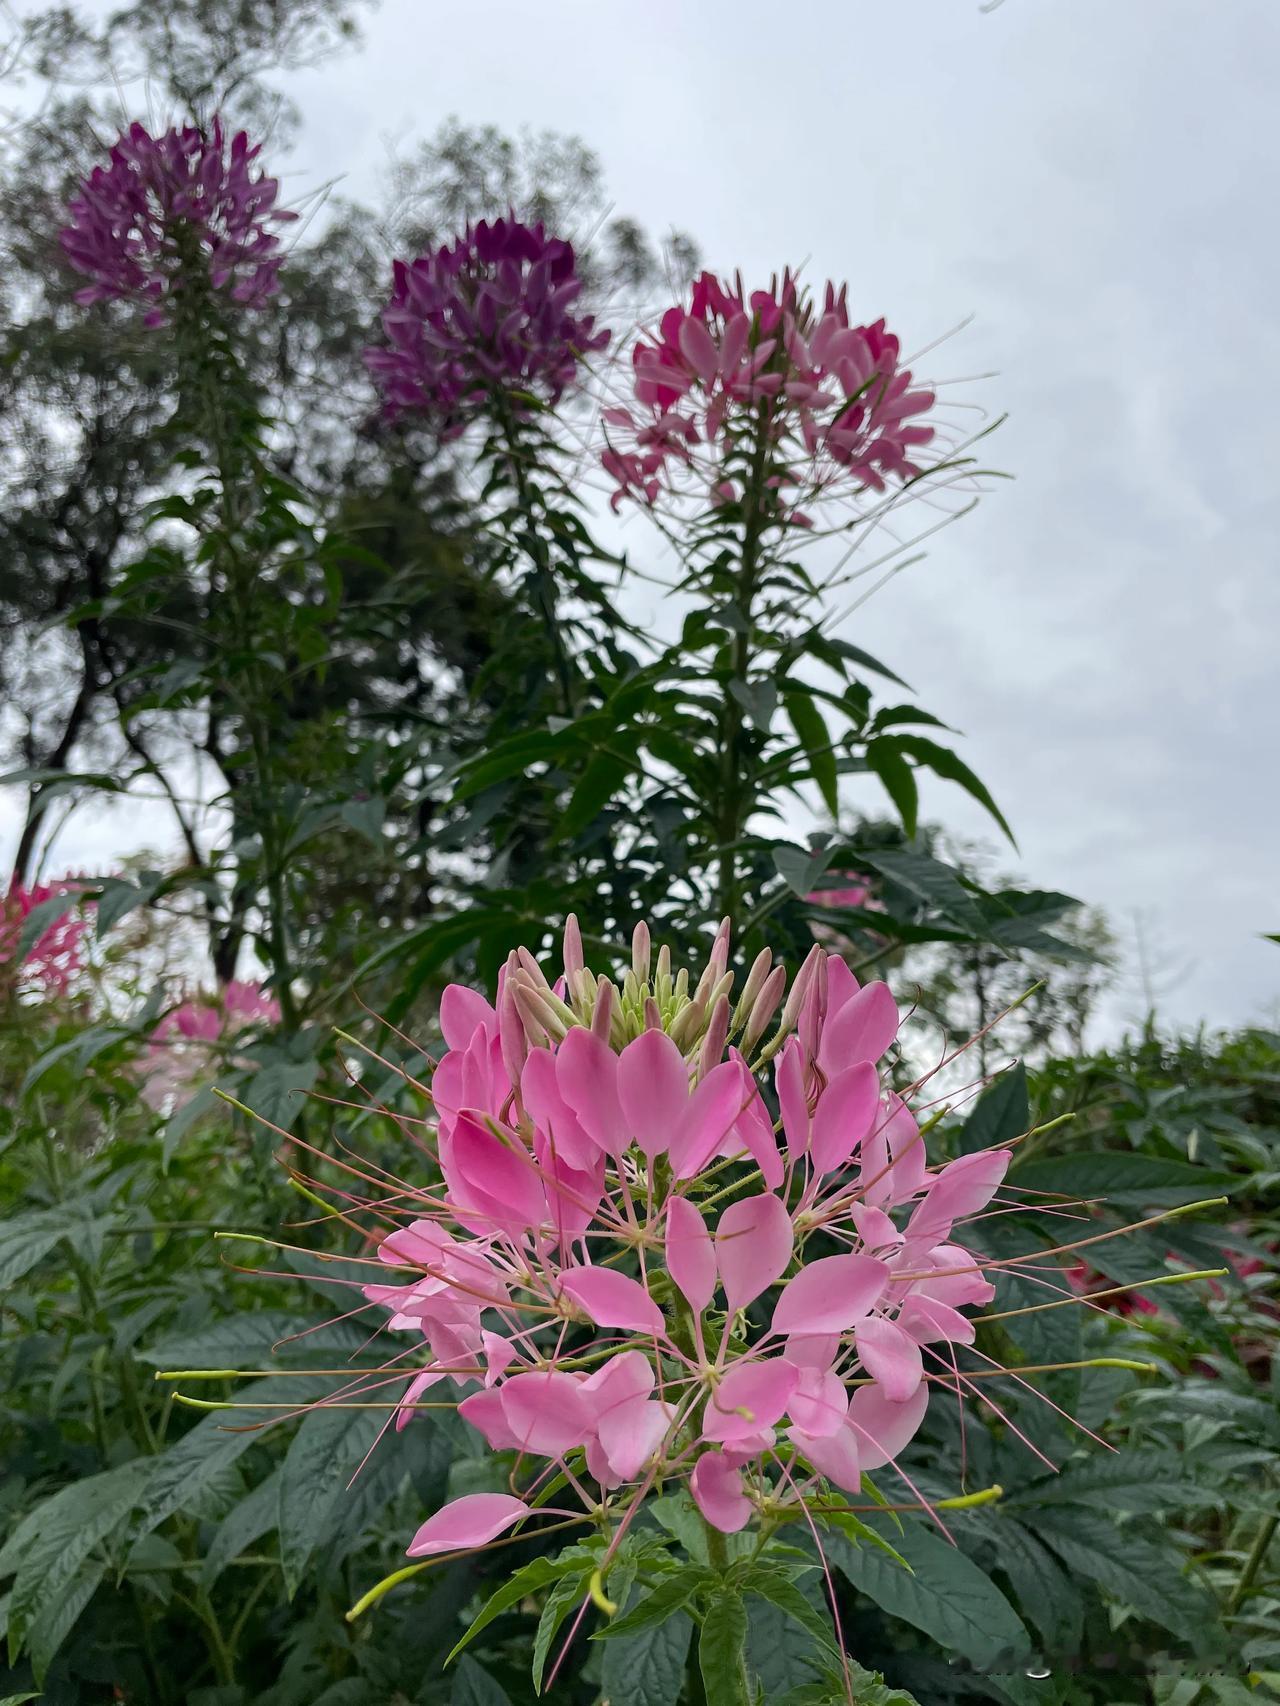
[[531, 1568, 593, 1691], [740, 1563, 840, 1659], [1016, 1448, 1210, 1515], [593, 1565, 710, 1640]]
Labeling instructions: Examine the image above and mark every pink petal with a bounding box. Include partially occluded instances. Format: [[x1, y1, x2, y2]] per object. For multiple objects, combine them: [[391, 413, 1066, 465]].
[[617, 1029, 689, 1157], [786, 1365, 848, 1437], [771, 1253, 888, 1336], [846, 1381, 929, 1470], [897, 1293, 976, 1346], [856, 1317, 924, 1401], [458, 1386, 522, 1450], [499, 1370, 592, 1455], [809, 1062, 881, 1174], [702, 1357, 799, 1442], [671, 1060, 748, 1179], [690, 1452, 753, 1532], [775, 1037, 810, 1157], [396, 1369, 444, 1431], [579, 1349, 654, 1408], [825, 955, 860, 1017], [728, 1057, 784, 1187], [784, 1332, 841, 1369], [913, 1243, 996, 1308], [450, 1111, 546, 1230], [556, 1027, 628, 1154], [407, 1492, 527, 1556], [440, 984, 496, 1051], [859, 1094, 927, 1209], [598, 1396, 671, 1479], [665, 1195, 717, 1312], [677, 315, 720, 382], [379, 1219, 448, 1268], [559, 1266, 664, 1335], [906, 1149, 1010, 1245], [790, 1424, 861, 1493], [520, 1048, 598, 1169], [715, 1192, 793, 1311], [819, 980, 899, 1072]]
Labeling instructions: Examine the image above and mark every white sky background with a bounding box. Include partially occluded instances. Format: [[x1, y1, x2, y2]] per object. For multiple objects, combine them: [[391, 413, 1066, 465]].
[[7, 0, 1278, 1037]]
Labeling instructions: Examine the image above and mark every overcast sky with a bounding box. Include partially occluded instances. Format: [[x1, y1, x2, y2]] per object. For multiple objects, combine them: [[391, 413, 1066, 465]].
[[8, 0, 1278, 1037]]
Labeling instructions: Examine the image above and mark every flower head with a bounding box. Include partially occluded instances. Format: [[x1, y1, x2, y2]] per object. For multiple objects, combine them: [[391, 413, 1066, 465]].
[[347, 920, 1026, 1563], [59, 119, 294, 326], [365, 215, 609, 431], [139, 978, 282, 1113], [601, 269, 937, 521], [0, 879, 90, 998]]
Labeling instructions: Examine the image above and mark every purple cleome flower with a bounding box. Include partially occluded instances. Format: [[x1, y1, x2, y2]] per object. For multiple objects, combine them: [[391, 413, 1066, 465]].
[[59, 119, 295, 326], [365, 215, 609, 432]]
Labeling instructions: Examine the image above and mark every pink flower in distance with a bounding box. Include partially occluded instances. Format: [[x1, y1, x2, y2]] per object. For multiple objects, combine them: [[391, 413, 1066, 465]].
[[140, 978, 282, 1113], [322, 919, 1036, 1565], [59, 119, 294, 325], [0, 879, 91, 998], [365, 215, 610, 432], [601, 269, 936, 521]]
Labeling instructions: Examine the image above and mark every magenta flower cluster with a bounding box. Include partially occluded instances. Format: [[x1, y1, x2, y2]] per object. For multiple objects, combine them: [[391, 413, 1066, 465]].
[[601, 270, 937, 521], [59, 120, 295, 326], [0, 880, 90, 998], [364, 216, 609, 431], [347, 919, 1019, 1567]]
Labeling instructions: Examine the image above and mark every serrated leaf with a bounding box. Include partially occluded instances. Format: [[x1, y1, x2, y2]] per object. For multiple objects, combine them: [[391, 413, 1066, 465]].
[[1031, 1508, 1218, 1640], [4, 1461, 148, 1665], [593, 1566, 709, 1640], [699, 1586, 749, 1706], [531, 1568, 591, 1691], [742, 1566, 840, 1657], [239, 1061, 318, 1132], [1010, 1151, 1235, 1207], [202, 1468, 281, 1589], [828, 1518, 1030, 1669], [27, 1557, 105, 1684], [277, 1402, 386, 1597], [601, 1608, 693, 1706], [1017, 1449, 1208, 1514], [139, 1310, 369, 1369], [889, 734, 1014, 843], [447, 1548, 596, 1664]]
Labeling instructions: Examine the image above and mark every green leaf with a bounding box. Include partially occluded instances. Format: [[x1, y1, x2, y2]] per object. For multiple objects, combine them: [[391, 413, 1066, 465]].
[[785, 690, 839, 818], [139, 1310, 369, 1369], [812, 1507, 908, 1567], [139, 1376, 330, 1534], [93, 871, 166, 938], [864, 739, 919, 838], [447, 1548, 596, 1664], [889, 734, 1015, 844], [239, 1060, 319, 1132], [1016, 1449, 1208, 1514], [1009, 1151, 1236, 1207], [20, 1027, 130, 1095], [28, 1557, 105, 1684], [450, 1655, 514, 1706], [531, 1569, 591, 1691], [601, 1610, 693, 1706], [593, 1566, 709, 1640], [975, 1515, 1084, 1654], [202, 1468, 281, 1589], [730, 677, 778, 731], [828, 1518, 1030, 1669], [4, 1461, 148, 1665], [0, 1205, 93, 1289], [773, 842, 833, 900], [558, 750, 630, 840], [1030, 1508, 1218, 1639], [741, 1566, 839, 1658], [699, 1587, 749, 1706], [958, 1062, 1028, 1156], [277, 1401, 386, 1597], [0, 1691, 43, 1705]]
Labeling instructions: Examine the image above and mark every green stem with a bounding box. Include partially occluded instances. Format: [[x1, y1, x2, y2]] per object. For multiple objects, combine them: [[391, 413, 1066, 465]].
[[1227, 1511, 1278, 1615], [715, 405, 772, 925], [700, 1519, 753, 1706]]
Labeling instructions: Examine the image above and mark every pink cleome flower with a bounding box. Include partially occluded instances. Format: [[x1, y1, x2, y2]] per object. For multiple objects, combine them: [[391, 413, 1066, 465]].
[[59, 119, 295, 326], [0, 880, 91, 998], [140, 978, 282, 1113], [601, 269, 937, 521], [347, 920, 1023, 1563], [364, 215, 610, 432]]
